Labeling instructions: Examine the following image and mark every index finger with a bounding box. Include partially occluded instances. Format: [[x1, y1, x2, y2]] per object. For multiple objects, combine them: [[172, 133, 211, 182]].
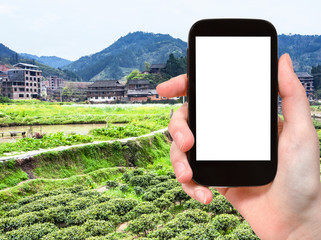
[[156, 74, 188, 98]]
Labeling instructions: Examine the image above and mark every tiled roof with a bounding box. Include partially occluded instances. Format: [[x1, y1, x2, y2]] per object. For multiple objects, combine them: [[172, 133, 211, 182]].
[[127, 79, 150, 85], [89, 80, 124, 87], [150, 64, 166, 69], [127, 89, 157, 96]]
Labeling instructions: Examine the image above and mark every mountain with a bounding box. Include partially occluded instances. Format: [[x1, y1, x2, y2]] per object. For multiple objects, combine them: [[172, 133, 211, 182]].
[[63, 31, 187, 81], [19, 53, 72, 68], [0, 44, 80, 81], [278, 34, 321, 72]]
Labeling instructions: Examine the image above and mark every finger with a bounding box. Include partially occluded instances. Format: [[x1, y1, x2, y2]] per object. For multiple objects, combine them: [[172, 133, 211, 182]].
[[168, 103, 194, 152], [181, 180, 213, 204], [156, 74, 188, 98], [170, 141, 193, 183], [278, 54, 313, 131]]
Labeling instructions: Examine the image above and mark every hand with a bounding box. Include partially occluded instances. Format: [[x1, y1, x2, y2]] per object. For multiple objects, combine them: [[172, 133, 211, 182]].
[[156, 54, 321, 239]]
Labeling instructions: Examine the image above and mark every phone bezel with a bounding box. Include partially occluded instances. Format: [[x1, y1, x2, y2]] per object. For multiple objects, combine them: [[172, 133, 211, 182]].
[[187, 19, 278, 187]]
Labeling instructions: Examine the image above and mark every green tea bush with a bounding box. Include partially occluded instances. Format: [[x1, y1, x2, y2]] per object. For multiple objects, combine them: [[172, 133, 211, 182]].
[[173, 223, 221, 240], [134, 186, 144, 195], [205, 194, 233, 214], [123, 202, 159, 221], [0, 212, 41, 233], [67, 197, 99, 211], [160, 210, 172, 222], [183, 199, 205, 210], [162, 186, 190, 204], [118, 184, 129, 192], [127, 213, 159, 236], [4, 222, 58, 240], [41, 225, 90, 240], [82, 220, 114, 236], [129, 174, 154, 187], [106, 180, 118, 188], [41, 206, 72, 224], [212, 214, 241, 234], [6, 193, 75, 217], [153, 197, 173, 211]]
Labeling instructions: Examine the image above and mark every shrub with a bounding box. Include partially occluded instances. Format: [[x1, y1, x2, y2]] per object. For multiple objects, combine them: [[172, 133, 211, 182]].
[[134, 186, 144, 196], [82, 220, 114, 236], [162, 187, 190, 204], [160, 210, 172, 222], [41, 206, 72, 224], [129, 174, 154, 187], [205, 195, 233, 215], [0, 212, 41, 233], [148, 228, 176, 239], [153, 197, 172, 211], [173, 223, 220, 240], [42, 225, 90, 240], [211, 214, 241, 234], [106, 180, 118, 189], [67, 197, 99, 211], [119, 184, 129, 192], [123, 202, 159, 221], [127, 214, 159, 236], [5, 222, 58, 239], [183, 199, 205, 210]]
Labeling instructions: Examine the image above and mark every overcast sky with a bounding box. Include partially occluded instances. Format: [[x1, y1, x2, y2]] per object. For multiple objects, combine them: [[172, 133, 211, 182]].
[[0, 0, 319, 61]]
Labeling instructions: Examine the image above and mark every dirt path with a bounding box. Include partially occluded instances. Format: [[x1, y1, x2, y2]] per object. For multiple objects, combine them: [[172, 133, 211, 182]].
[[0, 128, 168, 163]]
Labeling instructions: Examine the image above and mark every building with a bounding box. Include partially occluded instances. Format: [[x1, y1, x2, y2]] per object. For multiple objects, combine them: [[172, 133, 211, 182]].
[[2, 63, 42, 99], [127, 89, 165, 102], [46, 76, 65, 101], [87, 80, 125, 103], [127, 79, 150, 90], [296, 72, 314, 100], [149, 64, 166, 73], [0, 71, 8, 97]]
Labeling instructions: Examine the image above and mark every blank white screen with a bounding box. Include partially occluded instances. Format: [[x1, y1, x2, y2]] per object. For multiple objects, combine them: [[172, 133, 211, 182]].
[[196, 37, 270, 161]]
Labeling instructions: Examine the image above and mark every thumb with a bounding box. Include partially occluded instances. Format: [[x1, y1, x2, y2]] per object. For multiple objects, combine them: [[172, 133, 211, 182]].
[[278, 54, 312, 130]]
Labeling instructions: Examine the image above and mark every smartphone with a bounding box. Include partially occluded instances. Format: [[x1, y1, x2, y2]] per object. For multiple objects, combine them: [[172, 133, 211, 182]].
[[187, 19, 278, 187]]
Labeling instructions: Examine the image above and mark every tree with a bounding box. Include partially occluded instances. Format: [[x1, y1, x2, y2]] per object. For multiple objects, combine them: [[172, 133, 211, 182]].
[[144, 62, 150, 72]]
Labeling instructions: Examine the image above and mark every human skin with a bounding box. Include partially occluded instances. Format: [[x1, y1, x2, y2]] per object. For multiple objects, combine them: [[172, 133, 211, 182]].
[[156, 54, 321, 239]]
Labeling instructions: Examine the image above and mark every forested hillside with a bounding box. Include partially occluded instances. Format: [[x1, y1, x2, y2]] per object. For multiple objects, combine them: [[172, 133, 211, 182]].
[[63, 31, 187, 81]]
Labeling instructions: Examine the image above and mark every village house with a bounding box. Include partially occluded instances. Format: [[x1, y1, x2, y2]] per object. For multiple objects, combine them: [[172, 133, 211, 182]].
[[127, 79, 151, 90], [149, 64, 166, 73], [296, 72, 314, 100], [87, 80, 125, 103], [2, 63, 42, 99], [127, 89, 165, 102]]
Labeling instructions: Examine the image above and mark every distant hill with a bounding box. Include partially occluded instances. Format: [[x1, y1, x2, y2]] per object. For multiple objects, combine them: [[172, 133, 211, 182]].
[[0, 44, 80, 81], [20, 53, 72, 68], [278, 34, 321, 72], [63, 31, 187, 81]]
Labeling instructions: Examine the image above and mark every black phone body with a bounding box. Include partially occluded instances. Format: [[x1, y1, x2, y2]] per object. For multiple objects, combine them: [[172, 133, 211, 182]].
[[187, 19, 278, 187]]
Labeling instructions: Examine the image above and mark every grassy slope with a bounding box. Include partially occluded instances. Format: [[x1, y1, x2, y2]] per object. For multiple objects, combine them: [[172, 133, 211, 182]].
[[0, 132, 171, 202]]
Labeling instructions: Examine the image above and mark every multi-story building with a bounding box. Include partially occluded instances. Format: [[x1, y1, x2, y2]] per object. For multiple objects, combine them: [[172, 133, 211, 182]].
[[296, 72, 314, 100], [127, 79, 151, 90], [127, 89, 165, 102], [46, 76, 65, 101], [2, 63, 42, 99], [87, 80, 125, 103]]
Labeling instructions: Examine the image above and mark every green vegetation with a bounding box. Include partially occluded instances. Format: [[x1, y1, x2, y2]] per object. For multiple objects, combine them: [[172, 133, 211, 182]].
[[0, 133, 170, 191], [0, 103, 178, 126], [0, 132, 92, 157], [0, 131, 259, 239]]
